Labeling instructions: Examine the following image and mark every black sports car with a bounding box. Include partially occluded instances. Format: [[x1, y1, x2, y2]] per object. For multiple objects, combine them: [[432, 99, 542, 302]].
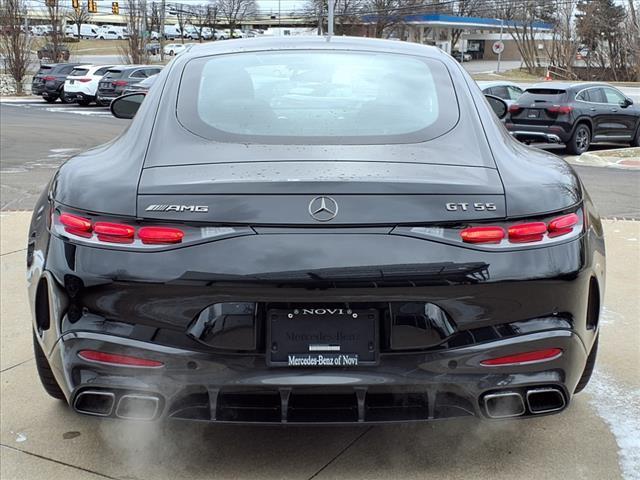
[[28, 37, 605, 424]]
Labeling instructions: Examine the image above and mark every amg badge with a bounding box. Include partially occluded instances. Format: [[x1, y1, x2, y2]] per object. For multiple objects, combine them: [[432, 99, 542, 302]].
[[145, 205, 209, 212]]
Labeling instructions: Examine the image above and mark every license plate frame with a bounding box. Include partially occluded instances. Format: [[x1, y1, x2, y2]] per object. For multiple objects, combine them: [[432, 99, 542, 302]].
[[527, 109, 541, 118], [266, 308, 379, 367]]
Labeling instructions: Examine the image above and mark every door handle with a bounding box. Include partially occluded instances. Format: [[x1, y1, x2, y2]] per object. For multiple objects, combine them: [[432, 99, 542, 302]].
[[611, 109, 618, 112], [590, 108, 596, 111]]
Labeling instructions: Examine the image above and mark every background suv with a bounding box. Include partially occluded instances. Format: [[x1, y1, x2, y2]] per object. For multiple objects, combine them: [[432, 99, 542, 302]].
[[96, 66, 162, 106], [63, 65, 115, 105], [32, 63, 80, 103], [506, 82, 640, 154]]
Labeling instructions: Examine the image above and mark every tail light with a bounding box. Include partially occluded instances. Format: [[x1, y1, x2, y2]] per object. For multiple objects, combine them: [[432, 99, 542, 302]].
[[77, 77, 92, 83], [138, 227, 184, 244], [43, 76, 56, 81], [112, 80, 127, 87], [460, 226, 505, 244], [546, 105, 573, 114], [78, 350, 164, 368], [508, 104, 522, 114], [52, 209, 253, 249], [400, 208, 584, 248], [480, 348, 562, 366], [548, 213, 579, 236], [507, 222, 547, 243], [93, 222, 135, 244]]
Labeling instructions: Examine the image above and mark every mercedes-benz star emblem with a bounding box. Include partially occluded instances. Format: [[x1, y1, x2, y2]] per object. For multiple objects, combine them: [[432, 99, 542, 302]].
[[308, 196, 338, 222]]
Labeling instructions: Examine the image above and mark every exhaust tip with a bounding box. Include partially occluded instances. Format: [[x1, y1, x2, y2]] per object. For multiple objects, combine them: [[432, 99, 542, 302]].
[[526, 387, 566, 414], [115, 394, 160, 421], [74, 390, 115, 417], [483, 391, 525, 419]]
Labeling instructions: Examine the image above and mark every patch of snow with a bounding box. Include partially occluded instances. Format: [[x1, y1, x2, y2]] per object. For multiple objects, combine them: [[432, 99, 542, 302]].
[[586, 371, 640, 480], [600, 306, 623, 326], [10, 431, 27, 442]]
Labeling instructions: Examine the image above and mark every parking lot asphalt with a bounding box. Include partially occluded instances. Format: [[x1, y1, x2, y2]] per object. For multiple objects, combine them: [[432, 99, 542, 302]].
[[1, 212, 639, 480]]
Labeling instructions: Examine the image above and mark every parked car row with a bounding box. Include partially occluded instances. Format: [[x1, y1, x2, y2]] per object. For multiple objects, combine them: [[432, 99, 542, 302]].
[[32, 62, 161, 106], [479, 80, 639, 153]]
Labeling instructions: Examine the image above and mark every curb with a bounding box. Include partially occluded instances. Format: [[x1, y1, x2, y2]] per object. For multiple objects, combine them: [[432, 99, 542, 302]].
[[565, 148, 640, 170]]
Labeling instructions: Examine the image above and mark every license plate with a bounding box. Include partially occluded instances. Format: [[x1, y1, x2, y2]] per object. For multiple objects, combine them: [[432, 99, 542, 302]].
[[527, 110, 541, 118], [70, 80, 75, 84], [267, 308, 378, 367]]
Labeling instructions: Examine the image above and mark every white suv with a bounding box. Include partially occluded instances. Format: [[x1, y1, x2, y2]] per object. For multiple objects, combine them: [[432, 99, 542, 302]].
[[63, 65, 116, 106]]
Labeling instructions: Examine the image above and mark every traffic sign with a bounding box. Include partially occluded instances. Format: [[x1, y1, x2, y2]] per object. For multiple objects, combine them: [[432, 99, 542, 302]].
[[492, 41, 505, 55]]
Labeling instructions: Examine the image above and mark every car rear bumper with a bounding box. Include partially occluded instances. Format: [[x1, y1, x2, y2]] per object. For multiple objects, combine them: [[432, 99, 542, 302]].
[[31, 227, 604, 423], [47, 328, 585, 424], [64, 92, 94, 103], [506, 123, 571, 144], [96, 94, 117, 106]]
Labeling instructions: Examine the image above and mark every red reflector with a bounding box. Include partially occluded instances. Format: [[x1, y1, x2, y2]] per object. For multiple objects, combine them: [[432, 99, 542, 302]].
[[547, 105, 573, 114], [548, 213, 579, 237], [138, 227, 184, 244], [93, 222, 135, 238], [78, 350, 163, 367], [508, 222, 547, 243], [460, 226, 505, 244], [59, 213, 92, 232], [481, 348, 562, 366], [112, 80, 127, 86]]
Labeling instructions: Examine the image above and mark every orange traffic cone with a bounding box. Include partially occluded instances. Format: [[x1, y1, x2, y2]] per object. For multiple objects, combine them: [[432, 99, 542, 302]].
[[544, 70, 552, 81]]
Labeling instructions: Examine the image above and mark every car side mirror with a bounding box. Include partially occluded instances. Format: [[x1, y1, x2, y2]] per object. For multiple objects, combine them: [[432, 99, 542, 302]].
[[485, 94, 508, 120], [621, 97, 633, 108], [110, 93, 146, 119]]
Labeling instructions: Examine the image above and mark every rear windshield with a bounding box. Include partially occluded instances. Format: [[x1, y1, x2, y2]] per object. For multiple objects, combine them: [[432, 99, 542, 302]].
[[103, 70, 123, 80], [70, 68, 89, 76], [37, 65, 53, 74], [177, 51, 459, 144]]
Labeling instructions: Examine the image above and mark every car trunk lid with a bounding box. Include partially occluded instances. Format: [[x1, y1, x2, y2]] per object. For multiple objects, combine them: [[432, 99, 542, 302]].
[[137, 161, 505, 225]]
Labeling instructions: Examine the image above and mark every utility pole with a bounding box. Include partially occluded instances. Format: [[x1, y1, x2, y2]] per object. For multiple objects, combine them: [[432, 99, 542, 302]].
[[328, 0, 334, 36], [160, 0, 166, 60], [497, 18, 504, 74]]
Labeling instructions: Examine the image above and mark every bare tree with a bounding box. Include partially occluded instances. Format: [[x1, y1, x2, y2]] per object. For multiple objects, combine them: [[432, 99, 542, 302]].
[[498, 0, 554, 73], [363, 0, 402, 39], [173, 4, 191, 44], [66, 6, 90, 39], [218, 0, 257, 35], [544, 0, 579, 74], [0, 0, 31, 94], [192, 2, 218, 42], [120, 0, 150, 64], [45, 0, 66, 62]]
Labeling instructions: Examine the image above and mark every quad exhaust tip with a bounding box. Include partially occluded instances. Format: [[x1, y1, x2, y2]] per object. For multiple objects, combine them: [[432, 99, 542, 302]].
[[73, 390, 116, 417], [526, 387, 566, 414], [483, 391, 526, 419], [115, 394, 160, 421], [73, 390, 161, 420]]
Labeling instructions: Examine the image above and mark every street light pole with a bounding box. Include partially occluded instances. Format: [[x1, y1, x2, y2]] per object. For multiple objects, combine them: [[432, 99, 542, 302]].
[[328, 0, 334, 36], [497, 18, 504, 74]]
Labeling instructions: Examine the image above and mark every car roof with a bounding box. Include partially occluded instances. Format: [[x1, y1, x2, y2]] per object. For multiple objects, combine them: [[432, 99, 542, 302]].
[[476, 80, 522, 89], [179, 35, 445, 60], [526, 81, 611, 91]]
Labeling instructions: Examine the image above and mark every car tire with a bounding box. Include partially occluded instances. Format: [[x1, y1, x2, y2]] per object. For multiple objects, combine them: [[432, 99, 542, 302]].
[[169, 50, 175, 55], [44, 96, 57, 103], [33, 332, 66, 400], [60, 90, 73, 104], [78, 98, 91, 106], [574, 334, 598, 393], [566, 123, 591, 155]]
